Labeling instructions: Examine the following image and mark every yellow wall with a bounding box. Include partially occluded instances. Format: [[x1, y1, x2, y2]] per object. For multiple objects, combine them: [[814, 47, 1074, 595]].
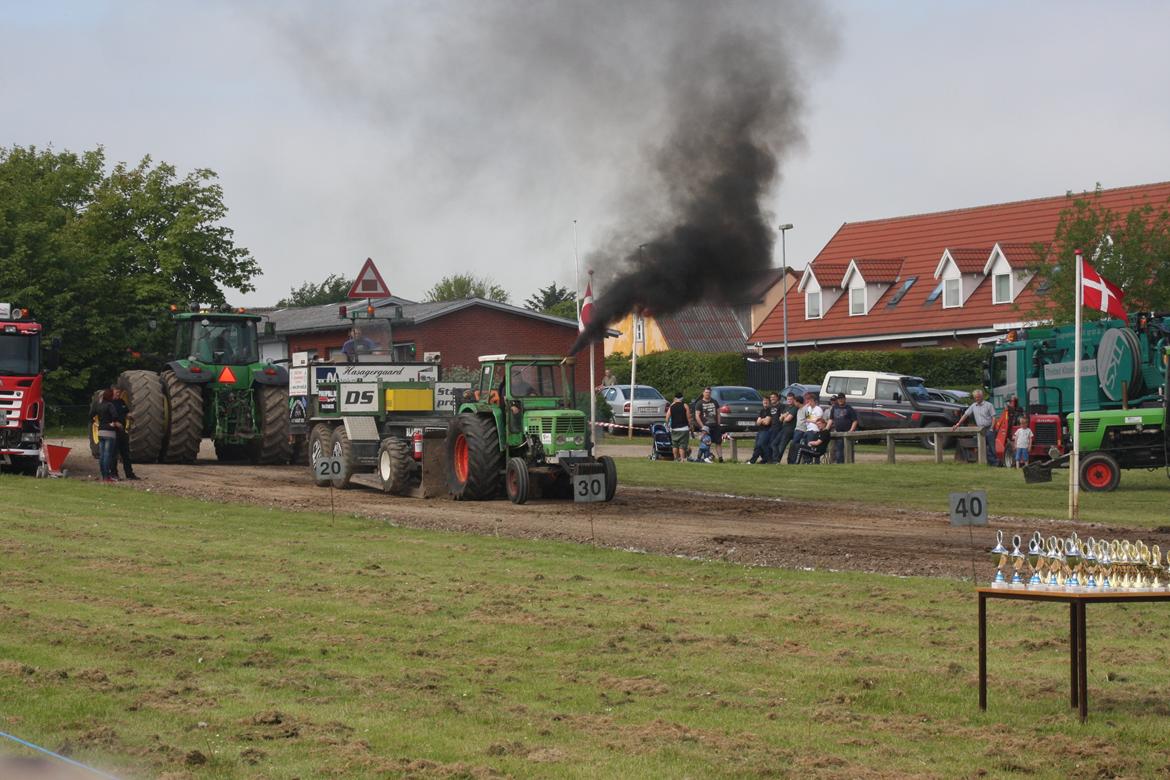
[[603, 312, 669, 357], [751, 272, 798, 334]]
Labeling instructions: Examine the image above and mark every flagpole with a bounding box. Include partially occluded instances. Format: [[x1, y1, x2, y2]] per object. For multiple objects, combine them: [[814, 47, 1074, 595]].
[[588, 269, 597, 454], [573, 220, 581, 321], [1070, 248, 1083, 520]]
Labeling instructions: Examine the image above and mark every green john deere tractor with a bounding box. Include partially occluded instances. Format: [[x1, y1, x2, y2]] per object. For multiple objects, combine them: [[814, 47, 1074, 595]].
[[92, 308, 290, 464], [446, 354, 616, 504]]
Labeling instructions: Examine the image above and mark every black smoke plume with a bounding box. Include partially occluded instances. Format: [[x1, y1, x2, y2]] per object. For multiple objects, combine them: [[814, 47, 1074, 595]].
[[573, 24, 807, 352]]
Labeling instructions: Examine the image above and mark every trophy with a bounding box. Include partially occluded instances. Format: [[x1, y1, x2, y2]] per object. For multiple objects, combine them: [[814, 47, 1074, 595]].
[[1009, 534, 1026, 586], [1026, 532, 1045, 587], [990, 530, 1009, 586], [1082, 536, 1098, 588], [1046, 536, 1063, 588], [1097, 539, 1113, 589], [1064, 537, 1082, 589], [1117, 541, 1133, 589]]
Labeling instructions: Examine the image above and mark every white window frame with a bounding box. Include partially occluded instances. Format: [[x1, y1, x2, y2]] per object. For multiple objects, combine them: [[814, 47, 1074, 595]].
[[943, 278, 961, 309], [993, 272, 1011, 304], [806, 291, 822, 320], [849, 286, 866, 316]]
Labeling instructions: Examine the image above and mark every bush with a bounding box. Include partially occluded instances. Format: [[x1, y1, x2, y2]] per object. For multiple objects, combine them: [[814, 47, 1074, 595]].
[[605, 351, 746, 402], [797, 347, 986, 390]]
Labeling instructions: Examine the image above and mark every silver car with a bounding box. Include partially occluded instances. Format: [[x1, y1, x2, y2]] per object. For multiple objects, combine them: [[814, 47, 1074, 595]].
[[602, 385, 669, 428]]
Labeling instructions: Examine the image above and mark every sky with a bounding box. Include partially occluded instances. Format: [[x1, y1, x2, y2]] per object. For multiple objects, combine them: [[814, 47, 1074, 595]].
[[3, 0, 1169, 308]]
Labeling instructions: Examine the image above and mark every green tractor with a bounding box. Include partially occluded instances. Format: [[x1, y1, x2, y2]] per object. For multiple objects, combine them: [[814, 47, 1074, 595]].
[[1024, 346, 1169, 492], [92, 308, 290, 464], [446, 354, 616, 504]]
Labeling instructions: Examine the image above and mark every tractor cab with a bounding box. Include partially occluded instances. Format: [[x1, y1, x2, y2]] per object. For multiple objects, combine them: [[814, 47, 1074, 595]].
[[175, 311, 261, 367]]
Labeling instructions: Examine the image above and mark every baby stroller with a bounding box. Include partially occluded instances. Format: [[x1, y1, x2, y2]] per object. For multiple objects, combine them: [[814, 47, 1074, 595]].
[[649, 422, 675, 460]]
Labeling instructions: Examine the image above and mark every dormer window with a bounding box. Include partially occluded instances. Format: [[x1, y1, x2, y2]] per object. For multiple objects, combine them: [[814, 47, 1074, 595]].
[[943, 278, 961, 308], [806, 291, 822, 319], [993, 273, 1011, 304], [849, 287, 865, 316]]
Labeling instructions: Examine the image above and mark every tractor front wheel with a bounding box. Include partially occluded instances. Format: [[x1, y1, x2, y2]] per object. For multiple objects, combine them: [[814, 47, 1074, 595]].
[[308, 423, 333, 487], [378, 437, 416, 496], [329, 425, 355, 489], [599, 455, 617, 501], [505, 457, 530, 504], [161, 370, 203, 463], [116, 370, 166, 463], [1080, 452, 1121, 492], [446, 414, 504, 501]]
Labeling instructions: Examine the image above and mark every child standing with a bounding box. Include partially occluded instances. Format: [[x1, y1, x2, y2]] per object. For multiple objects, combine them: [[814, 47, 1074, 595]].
[[1013, 415, 1033, 467]]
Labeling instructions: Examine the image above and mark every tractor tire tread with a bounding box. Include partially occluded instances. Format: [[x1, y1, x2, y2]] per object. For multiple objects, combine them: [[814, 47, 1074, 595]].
[[161, 370, 203, 463], [116, 370, 166, 463]]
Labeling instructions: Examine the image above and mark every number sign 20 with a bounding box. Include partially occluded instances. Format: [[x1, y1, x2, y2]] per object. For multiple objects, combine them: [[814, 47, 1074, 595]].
[[315, 457, 344, 479], [573, 473, 606, 503]]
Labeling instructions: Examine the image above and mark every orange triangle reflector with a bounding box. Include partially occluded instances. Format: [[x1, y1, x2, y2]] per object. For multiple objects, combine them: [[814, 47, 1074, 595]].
[[218, 367, 237, 384]]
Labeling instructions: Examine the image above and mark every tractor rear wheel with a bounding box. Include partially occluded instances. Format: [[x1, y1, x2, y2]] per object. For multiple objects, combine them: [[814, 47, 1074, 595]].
[[329, 425, 355, 489], [250, 385, 291, 465], [161, 370, 203, 463], [116, 370, 166, 463], [88, 390, 103, 459], [378, 437, 415, 495], [446, 414, 504, 500], [505, 457, 530, 504], [599, 455, 617, 501], [1080, 452, 1121, 492], [309, 423, 333, 487]]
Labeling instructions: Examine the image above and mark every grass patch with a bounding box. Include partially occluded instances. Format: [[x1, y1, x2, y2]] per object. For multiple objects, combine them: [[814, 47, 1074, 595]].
[[2, 477, 1170, 778], [616, 457, 1170, 528]]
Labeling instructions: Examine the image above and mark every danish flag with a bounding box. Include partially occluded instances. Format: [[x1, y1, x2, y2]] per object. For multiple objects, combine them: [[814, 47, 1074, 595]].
[[578, 281, 594, 333], [1079, 254, 1127, 320]]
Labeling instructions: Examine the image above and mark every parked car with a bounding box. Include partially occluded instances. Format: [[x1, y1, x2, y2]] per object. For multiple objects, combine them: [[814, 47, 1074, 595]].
[[821, 370, 964, 448], [602, 385, 669, 428], [781, 383, 820, 403], [927, 388, 972, 405], [709, 386, 765, 431]]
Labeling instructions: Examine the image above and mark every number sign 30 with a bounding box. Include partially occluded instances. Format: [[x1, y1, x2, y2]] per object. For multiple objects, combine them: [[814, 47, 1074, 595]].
[[573, 473, 607, 503]]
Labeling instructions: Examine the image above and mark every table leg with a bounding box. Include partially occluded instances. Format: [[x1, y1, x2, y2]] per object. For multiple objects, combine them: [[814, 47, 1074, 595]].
[[978, 592, 987, 711], [1069, 602, 1079, 708], [1077, 601, 1088, 722]]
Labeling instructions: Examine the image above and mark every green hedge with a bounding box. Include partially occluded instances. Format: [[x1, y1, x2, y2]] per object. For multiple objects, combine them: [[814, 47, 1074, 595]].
[[605, 351, 747, 402], [797, 347, 986, 390]]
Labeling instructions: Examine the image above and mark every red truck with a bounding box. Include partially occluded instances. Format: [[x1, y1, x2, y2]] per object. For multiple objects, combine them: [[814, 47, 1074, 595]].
[[0, 302, 51, 475]]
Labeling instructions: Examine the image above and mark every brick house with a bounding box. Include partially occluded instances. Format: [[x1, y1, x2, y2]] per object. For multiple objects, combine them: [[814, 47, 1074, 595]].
[[262, 297, 610, 394], [749, 181, 1170, 354]]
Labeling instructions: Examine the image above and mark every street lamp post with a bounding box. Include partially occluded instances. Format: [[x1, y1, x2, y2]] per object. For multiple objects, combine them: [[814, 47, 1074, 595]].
[[778, 223, 794, 388]]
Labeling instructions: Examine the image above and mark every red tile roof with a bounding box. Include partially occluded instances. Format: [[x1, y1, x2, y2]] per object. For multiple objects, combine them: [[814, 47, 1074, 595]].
[[751, 181, 1170, 346], [848, 258, 904, 284], [943, 248, 991, 274], [997, 241, 1049, 267]]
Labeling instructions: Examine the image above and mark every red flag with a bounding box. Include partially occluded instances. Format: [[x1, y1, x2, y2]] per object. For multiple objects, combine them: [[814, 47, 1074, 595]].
[[578, 281, 594, 333], [1079, 256, 1127, 320]]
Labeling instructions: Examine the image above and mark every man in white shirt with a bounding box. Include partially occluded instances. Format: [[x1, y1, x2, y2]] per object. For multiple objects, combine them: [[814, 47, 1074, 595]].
[[953, 389, 998, 466], [787, 392, 824, 464]]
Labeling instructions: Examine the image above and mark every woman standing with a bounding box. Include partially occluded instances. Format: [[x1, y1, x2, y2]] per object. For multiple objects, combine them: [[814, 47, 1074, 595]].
[[97, 388, 121, 482]]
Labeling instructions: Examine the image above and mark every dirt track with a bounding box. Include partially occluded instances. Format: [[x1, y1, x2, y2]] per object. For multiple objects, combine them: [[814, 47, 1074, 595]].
[[54, 438, 1168, 581]]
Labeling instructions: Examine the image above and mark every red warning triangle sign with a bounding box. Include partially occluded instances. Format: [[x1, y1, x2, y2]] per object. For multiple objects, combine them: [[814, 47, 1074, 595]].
[[347, 258, 391, 300], [218, 366, 237, 384]]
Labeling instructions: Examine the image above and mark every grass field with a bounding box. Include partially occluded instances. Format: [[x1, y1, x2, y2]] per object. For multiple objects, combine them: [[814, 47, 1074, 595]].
[[4, 478, 1170, 778], [615, 457, 1170, 528]]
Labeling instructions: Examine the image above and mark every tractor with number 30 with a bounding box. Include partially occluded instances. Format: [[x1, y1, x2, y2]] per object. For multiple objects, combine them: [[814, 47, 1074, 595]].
[[446, 354, 616, 504]]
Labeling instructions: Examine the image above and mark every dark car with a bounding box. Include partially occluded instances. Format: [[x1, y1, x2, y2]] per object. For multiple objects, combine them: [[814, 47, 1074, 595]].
[[780, 383, 820, 404], [709, 386, 765, 431]]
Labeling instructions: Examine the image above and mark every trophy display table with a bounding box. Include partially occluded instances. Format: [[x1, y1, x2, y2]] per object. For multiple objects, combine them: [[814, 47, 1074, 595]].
[[977, 587, 1170, 721]]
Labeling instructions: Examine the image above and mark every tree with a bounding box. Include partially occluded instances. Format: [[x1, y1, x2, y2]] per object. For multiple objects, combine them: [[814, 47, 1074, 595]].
[[0, 145, 259, 406], [543, 298, 578, 320], [424, 273, 510, 303], [1028, 186, 1170, 324], [276, 274, 353, 307], [524, 282, 573, 312]]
